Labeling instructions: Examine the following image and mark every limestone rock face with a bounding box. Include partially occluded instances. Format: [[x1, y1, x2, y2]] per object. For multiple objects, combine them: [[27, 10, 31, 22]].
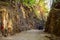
[[0, 5, 41, 35]]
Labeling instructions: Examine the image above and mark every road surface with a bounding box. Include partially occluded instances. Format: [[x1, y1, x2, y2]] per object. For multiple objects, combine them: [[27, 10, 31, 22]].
[[0, 29, 51, 40]]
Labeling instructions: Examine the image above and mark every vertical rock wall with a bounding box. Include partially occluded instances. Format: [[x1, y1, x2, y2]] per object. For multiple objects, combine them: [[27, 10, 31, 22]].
[[45, 2, 60, 36]]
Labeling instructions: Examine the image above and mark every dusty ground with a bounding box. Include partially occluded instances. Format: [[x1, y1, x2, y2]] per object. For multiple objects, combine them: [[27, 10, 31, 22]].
[[0, 29, 52, 40]]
